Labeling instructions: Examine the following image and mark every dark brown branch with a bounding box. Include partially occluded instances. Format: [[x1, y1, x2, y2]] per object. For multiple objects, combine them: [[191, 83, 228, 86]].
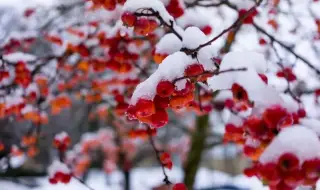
[[147, 128, 171, 185], [173, 68, 247, 83], [183, 0, 263, 55], [253, 22, 320, 75]]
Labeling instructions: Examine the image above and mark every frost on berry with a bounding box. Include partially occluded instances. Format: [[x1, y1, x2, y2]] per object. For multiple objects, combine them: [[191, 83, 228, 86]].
[[53, 132, 71, 152], [48, 160, 72, 184]]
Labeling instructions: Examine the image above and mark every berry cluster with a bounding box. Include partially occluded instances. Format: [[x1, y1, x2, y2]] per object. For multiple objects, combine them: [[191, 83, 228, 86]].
[[0, 70, 9, 82], [276, 67, 297, 82], [89, 0, 126, 11], [165, 0, 184, 18], [50, 95, 72, 115], [224, 105, 306, 161], [238, 8, 258, 24], [48, 160, 72, 184], [14, 61, 31, 88], [53, 132, 71, 152], [122, 12, 158, 36], [160, 152, 173, 170], [245, 153, 320, 190]]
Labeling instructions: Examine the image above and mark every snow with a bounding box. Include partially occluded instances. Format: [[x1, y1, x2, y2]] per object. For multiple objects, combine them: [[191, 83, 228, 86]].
[[3, 52, 36, 62], [123, 0, 173, 24], [48, 160, 70, 178], [197, 45, 218, 71], [259, 126, 320, 164], [219, 52, 267, 74], [0, 168, 267, 190], [300, 118, 320, 136], [155, 33, 182, 54], [54, 131, 69, 142], [177, 9, 209, 29], [131, 51, 194, 104], [182, 26, 207, 49], [207, 51, 283, 108]]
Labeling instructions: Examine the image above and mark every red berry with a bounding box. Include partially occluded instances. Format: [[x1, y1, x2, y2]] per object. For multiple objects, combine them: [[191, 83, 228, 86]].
[[258, 74, 268, 84], [126, 105, 137, 120], [184, 64, 204, 77], [231, 83, 249, 102], [151, 109, 168, 128], [173, 183, 187, 190], [224, 99, 234, 108], [54, 172, 65, 181], [278, 153, 300, 172], [134, 18, 150, 36], [156, 81, 175, 98], [135, 99, 155, 118], [259, 38, 267, 45], [297, 108, 306, 118], [201, 25, 212, 35], [61, 174, 72, 184], [154, 95, 169, 109], [244, 167, 257, 177], [49, 178, 58, 184], [263, 106, 288, 129], [283, 170, 304, 188], [121, 12, 136, 27]]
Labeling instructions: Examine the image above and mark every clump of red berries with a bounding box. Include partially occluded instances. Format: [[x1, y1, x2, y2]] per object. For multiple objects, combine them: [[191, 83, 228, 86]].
[[238, 8, 258, 24], [89, 0, 126, 11], [121, 12, 158, 36], [14, 61, 31, 88], [48, 160, 72, 184], [53, 132, 71, 152], [160, 152, 173, 170], [245, 153, 320, 190], [276, 68, 297, 82], [224, 105, 306, 161], [127, 62, 213, 128]]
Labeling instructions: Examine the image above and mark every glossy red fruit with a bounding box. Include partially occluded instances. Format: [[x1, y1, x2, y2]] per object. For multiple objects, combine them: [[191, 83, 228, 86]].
[[184, 64, 204, 77], [157, 81, 175, 98], [278, 153, 300, 172], [302, 159, 320, 179], [283, 170, 304, 188], [276, 68, 297, 82], [238, 8, 258, 24], [49, 178, 58, 184], [154, 95, 170, 109], [258, 74, 268, 84], [151, 109, 169, 128], [61, 174, 72, 184], [263, 106, 288, 129], [297, 108, 306, 118], [126, 105, 137, 120], [121, 11, 136, 27], [259, 163, 281, 186], [173, 183, 187, 190], [224, 99, 234, 108], [134, 18, 150, 36], [231, 83, 249, 102], [259, 38, 267, 45], [135, 99, 155, 117], [244, 167, 257, 177]]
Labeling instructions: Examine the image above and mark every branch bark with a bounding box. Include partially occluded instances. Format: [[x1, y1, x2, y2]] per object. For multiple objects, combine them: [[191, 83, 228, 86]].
[[183, 114, 209, 190]]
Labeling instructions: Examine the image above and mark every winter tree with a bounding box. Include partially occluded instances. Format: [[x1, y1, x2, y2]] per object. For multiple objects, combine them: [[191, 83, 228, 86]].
[[1, 0, 320, 190]]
